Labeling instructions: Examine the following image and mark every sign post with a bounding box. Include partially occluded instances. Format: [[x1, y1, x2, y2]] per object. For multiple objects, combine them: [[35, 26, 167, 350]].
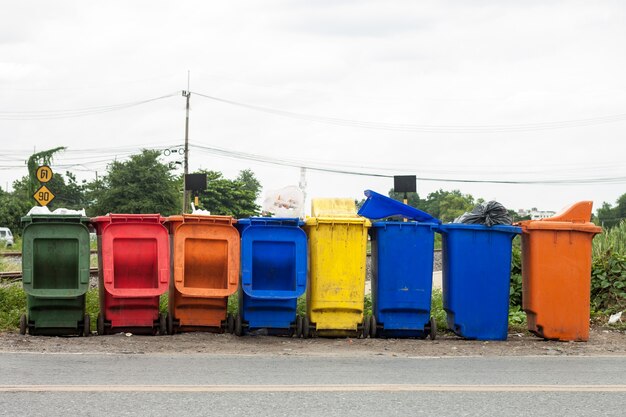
[[184, 173, 207, 211], [394, 175, 417, 222]]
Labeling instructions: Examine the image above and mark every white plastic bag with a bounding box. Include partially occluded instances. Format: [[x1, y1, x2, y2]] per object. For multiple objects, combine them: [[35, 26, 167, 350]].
[[26, 206, 86, 216], [262, 186, 304, 218], [190, 203, 211, 216]]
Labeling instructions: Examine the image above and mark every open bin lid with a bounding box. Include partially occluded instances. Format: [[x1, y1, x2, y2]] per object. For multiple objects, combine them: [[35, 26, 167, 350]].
[[357, 190, 441, 223], [517, 201, 602, 233]]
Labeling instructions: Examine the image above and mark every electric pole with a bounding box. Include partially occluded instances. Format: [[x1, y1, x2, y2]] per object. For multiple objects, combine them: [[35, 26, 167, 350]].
[[182, 71, 191, 212]]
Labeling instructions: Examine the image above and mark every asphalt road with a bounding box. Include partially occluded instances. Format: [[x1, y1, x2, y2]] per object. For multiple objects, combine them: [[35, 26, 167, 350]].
[[1, 354, 625, 416]]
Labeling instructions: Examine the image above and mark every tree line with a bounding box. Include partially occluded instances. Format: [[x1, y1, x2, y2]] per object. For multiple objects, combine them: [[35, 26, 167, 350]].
[[0, 149, 262, 233], [1, 147, 624, 234]]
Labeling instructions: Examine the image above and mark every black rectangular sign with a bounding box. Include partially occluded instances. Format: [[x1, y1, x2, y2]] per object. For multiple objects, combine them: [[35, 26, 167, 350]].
[[185, 173, 207, 192], [394, 175, 416, 193]]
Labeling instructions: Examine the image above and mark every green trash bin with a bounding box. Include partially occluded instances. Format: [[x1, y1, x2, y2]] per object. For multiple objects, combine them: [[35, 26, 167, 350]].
[[20, 214, 91, 336]]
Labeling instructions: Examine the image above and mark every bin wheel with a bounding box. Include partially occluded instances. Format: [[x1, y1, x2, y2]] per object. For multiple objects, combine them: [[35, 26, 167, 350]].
[[166, 313, 174, 336], [361, 316, 370, 339], [302, 316, 310, 339], [227, 314, 235, 334], [234, 314, 243, 337], [83, 314, 91, 337], [429, 317, 437, 341], [159, 314, 167, 335], [296, 316, 303, 338], [19, 314, 27, 335], [97, 313, 105, 336], [370, 315, 377, 338]]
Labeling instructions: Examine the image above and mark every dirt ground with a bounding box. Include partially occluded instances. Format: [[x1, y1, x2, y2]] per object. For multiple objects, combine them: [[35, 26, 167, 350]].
[[1, 327, 624, 357]]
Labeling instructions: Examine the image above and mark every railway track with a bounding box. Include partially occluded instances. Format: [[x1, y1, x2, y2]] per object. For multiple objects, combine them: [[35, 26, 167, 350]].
[[1, 249, 442, 282], [0, 250, 98, 258], [0, 267, 99, 282]]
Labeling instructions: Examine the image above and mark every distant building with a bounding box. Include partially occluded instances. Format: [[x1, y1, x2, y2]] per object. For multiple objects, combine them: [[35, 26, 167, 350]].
[[517, 207, 556, 220]]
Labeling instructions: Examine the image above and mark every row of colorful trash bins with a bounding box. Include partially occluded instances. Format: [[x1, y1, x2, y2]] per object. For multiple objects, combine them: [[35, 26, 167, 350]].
[[18, 190, 601, 342]]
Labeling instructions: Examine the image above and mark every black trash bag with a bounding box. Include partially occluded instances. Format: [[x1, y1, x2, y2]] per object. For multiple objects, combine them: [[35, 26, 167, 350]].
[[453, 201, 513, 226]]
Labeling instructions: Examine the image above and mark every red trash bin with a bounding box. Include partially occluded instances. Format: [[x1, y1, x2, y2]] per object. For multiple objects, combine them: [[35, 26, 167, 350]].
[[92, 214, 170, 335]]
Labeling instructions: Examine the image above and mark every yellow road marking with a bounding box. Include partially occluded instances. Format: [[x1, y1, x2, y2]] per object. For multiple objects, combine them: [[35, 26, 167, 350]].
[[1, 384, 625, 393]]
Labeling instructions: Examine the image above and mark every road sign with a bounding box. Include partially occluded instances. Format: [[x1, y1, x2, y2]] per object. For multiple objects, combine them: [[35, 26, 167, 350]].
[[185, 173, 207, 192], [394, 175, 416, 193], [33, 185, 55, 206], [36, 165, 53, 183]]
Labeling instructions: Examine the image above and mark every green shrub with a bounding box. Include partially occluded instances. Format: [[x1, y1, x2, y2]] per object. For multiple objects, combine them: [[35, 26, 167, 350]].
[[591, 252, 626, 313], [509, 244, 523, 307], [593, 220, 626, 258], [0, 284, 26, 331], [85, 289, 100, 330], [431, 289, 447, 330]]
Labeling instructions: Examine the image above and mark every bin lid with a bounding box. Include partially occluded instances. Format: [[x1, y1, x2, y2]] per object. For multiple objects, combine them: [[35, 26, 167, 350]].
[[439, 223, 521, 235], [358, 189, 440, 223], [166, 214, 236, 225], [238, 217, 304, 227], [517, 201, 602, 233], [21, 214, 90, 224], [311, 198, 358, 217]]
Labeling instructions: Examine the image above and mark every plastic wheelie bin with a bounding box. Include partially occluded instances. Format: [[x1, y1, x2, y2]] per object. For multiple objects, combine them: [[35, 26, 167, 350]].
[[517, 201, 602, 341], [19, 214, 91, 336], [439, 223, 521, 340], [358, 190, 441, 339], [92, 214, 169, 335], [303, 198, 371, 338], [165, 214, 239, 334], [235, 218, 307, 336]]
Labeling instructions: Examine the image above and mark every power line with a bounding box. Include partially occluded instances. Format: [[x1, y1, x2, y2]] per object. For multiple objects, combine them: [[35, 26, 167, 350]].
[[189, 142, 626, 185], [192, 91, 626, 133], [0, 92, 179, 120]]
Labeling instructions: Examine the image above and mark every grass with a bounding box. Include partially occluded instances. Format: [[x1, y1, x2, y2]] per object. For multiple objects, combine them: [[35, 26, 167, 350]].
[[0, 237, 22, 253], [593, 220, 626, 258], [0, 283, 26, 331], [9, 285, 622, 336]]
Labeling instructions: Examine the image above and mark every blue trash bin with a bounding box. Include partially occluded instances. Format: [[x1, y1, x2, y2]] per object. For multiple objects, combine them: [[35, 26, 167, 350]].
[[358, 190, 441, 338], [236, 218, 307, 336], [438, 223, 521, 340]]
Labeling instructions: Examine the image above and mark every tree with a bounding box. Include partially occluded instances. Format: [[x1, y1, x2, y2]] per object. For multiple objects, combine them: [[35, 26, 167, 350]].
[[509, 210, 531, 222], [196, 169, 261, 217], [88, 150, 181, 216], [422, 189, 475, 222], [597, 193, 626, 229], [26, 147, 66, 196], [388, 190, 425, 209], [13, 171, 87, 210], [0, 190, 31, 234]]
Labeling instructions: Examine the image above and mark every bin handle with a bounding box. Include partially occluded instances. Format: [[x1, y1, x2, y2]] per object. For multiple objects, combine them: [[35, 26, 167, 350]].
[[175, 267, 184, 283], [22, 268, 32, 285], [159, 269, 169, 284], [80, 268, 90, 285], [107, 288, 167, 298], [104, 269, 113, 284], [180, 288, 236, 298]]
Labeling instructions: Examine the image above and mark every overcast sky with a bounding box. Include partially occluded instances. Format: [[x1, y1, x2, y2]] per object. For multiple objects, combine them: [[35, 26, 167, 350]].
[[1, 1, 625, 215]]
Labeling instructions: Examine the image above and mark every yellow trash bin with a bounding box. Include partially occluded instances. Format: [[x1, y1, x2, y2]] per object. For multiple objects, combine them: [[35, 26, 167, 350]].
[[303, 198, 371, 337]]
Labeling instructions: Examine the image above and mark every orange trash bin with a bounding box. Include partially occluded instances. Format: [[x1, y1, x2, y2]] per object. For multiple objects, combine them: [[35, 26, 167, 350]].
[[518, 201, 602, 341], [165, 214, 240, 334]]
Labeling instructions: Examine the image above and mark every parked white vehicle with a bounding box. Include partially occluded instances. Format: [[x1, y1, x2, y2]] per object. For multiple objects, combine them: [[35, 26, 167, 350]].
[[0, 227, 14, 247]]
